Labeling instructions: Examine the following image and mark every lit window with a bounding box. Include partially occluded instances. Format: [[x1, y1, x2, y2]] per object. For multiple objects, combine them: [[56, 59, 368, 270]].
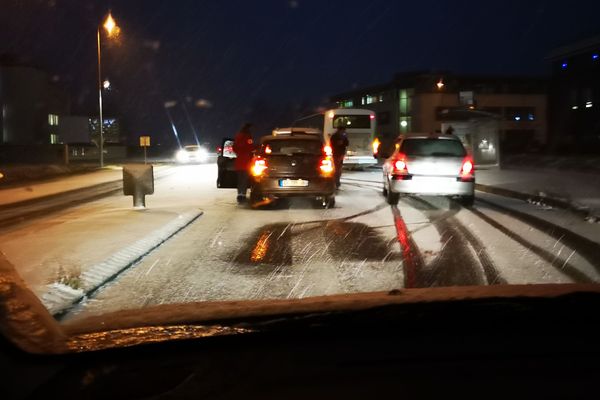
[[572, 105, 579, 110], [561, 61, 568, 70], [593, 54, 599, 60], [48, 114, 59, 126], [528, 113, 535, 121], [586, 101, 593, 108], [514, 116, 521, 121], [49, 134, 59, 144], [364, 95, 375, 105]]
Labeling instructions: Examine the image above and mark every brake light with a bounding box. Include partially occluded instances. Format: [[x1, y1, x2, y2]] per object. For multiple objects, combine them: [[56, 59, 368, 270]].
[[264, 145, 272, 154], [392, 154, 408, 174], [251, 157, 268, 177], [319, 156, 334, 175], [324, 145, 333, 156], [370, 114, 375, 120], [461, 157, 474, 175], [372, 138, 381, 155]]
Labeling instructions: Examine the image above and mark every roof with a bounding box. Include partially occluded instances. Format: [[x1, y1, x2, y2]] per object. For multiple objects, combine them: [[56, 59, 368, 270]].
[[272, 127, 322, 136], [547, 35, 600, 60], [261, 133, 323, 143], [399, 133, 462, 140], [331, 71, 548, 100]]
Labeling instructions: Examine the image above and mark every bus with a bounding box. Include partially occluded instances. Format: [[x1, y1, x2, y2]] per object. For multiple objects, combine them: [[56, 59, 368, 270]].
[[294, 108, 377, 167]]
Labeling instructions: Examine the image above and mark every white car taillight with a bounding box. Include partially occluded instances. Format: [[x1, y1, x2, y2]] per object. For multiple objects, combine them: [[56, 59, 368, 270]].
[[392, 154, 408, 174]]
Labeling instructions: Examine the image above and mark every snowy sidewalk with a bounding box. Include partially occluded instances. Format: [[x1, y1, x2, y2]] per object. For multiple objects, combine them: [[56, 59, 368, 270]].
[[0, 164, 203, 316], [476, 168, 600, 219], [0, 165, 171, 207]]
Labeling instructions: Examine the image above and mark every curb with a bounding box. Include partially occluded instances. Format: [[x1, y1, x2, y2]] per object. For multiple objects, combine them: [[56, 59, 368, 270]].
[[41, 210, 203, 317], [475, 183, 599, 222]]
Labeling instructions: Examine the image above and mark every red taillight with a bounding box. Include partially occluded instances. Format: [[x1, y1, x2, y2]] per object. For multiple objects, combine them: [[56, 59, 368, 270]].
[[392, 154, 408, 174], [461, 158, 474, 175], [320, 156, 334, 175], [264, 145, 272, 154], [370, 114, 375, 120], [251, 157, 268, 177], [323, 145, 333, 156]]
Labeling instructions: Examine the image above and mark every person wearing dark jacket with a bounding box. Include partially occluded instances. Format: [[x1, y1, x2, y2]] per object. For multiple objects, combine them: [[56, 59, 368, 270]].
[[329, 126, 349, 188], [232, 123, 255, 202]]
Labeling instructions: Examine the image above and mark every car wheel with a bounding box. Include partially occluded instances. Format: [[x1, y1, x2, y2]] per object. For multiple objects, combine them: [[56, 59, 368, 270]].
[[250, 189, 263, 204], [387, 189, 400, 205], [460, 195, 475, 208]]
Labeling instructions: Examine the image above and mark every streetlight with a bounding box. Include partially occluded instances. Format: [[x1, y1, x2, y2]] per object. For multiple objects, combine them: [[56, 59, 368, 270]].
[[436, 79, 445, 90], [97, 11, 119, 167]]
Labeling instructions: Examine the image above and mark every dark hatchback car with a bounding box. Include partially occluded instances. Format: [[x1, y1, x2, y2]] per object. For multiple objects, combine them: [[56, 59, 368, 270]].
[[217, 129, 336, 207], [248, 128, 336, 207]]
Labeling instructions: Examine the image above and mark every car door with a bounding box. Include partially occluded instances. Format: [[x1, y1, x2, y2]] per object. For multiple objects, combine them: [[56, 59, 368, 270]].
[[216, 138, 238, 188]]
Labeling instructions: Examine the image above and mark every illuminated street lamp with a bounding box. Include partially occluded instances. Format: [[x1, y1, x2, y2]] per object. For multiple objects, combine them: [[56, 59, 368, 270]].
[[436, 79, 445, 90], [97, 11, 119, 168]]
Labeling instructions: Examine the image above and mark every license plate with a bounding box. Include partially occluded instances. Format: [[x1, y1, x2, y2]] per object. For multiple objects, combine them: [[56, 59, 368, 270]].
[[279, 179, 309, 187]]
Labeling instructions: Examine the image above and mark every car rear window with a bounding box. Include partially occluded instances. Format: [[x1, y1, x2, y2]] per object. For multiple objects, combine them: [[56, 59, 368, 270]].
[[400, 138, 466, 157], [264, 139, 322, 155]]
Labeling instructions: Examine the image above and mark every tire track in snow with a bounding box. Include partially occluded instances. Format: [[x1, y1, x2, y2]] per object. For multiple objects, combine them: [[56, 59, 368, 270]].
[[467, 206, 594, 283]]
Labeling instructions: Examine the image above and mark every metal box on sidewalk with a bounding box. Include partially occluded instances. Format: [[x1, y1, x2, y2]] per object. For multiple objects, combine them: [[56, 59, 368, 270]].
[[123, 164, 154, 207]]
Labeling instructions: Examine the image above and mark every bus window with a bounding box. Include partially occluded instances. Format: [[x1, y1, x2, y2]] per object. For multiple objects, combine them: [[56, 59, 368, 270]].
[[332, 115, 372, 129]]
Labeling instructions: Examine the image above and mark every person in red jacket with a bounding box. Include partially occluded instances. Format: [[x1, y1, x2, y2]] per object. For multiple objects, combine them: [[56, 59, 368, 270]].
[[232, 123, 255, 203]]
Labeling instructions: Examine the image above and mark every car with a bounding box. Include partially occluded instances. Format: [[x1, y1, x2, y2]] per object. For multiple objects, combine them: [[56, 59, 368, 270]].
[[175, 145, 209, 164], [249, 129, 336, 207], [382, 133, 475, 206]]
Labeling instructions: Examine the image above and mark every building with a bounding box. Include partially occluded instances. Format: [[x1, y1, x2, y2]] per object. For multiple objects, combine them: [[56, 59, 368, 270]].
[[57, 116, 90, 144], [88, 117, 122, 144], [547, 36, 600, 153], [331, 72, 548, 154], [0, 62, 69, 145]]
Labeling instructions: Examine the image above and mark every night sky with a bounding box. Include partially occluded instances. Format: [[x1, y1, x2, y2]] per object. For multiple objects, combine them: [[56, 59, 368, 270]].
[[1, 0, 599, 148]]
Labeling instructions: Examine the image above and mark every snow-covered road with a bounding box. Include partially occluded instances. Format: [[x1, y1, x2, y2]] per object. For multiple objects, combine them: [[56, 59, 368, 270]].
[[32, 164, 596, 323]]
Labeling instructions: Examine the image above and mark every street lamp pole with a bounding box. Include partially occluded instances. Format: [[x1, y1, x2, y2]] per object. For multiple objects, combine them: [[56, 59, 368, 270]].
[[97, 27, 104, 167], [96, 12, 118, 168]]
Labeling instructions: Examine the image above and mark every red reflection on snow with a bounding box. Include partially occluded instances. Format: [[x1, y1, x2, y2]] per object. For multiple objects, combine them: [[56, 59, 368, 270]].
[[392, 206, 418, 288]]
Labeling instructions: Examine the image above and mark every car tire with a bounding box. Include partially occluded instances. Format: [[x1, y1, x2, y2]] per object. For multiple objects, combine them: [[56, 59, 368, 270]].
[[387, 189, 400, 205], [250, 189, 263, 204], [460, 195, 475, 208]]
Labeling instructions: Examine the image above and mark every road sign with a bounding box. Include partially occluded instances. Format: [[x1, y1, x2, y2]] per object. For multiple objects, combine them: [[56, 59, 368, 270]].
[[139, 136, 151, 147]]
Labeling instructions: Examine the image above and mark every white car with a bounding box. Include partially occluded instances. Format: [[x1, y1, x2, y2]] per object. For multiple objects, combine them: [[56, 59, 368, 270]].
[[176, 145, 209, 164], [383, 133, 475, 206]]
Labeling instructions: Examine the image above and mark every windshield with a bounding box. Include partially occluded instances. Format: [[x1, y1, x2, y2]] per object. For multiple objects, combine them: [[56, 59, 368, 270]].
[[401, 139, 467, 157], [264, 139, 322, 155], [0, 1, 599, 353]]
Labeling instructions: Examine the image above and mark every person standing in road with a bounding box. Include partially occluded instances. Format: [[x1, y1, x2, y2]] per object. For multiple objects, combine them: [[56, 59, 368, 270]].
[[232, 123, 255, 203], [330, 125, 349, 188]]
